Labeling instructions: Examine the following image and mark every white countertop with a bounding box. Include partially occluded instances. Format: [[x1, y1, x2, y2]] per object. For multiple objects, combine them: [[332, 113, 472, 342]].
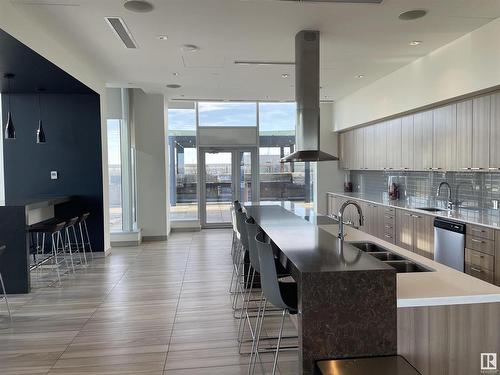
[[328, 191, 500, 229], [319, 223, 500, 308]]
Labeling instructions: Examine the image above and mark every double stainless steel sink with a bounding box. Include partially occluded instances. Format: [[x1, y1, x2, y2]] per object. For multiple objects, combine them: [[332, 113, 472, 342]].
[[349, 242, 433, 273]]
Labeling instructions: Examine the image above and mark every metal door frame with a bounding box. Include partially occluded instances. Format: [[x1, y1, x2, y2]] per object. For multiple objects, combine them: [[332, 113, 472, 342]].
[[199, 147, 258, 228]]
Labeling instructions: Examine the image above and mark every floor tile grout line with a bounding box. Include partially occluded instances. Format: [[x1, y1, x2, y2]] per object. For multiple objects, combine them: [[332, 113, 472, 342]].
[[162, 235, 194, 373], [43, 247, 144, 375]]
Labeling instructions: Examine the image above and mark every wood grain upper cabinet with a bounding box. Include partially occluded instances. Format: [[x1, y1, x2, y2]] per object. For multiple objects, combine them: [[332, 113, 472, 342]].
[[456, 99, 473, 170], [413, 213, 435, 259], [489, 92, 500, 170], [352, 127, 365, 170], [340, 131, 353, 170], [413, 110, 433, 171], [472, 95, 491, 170], [401, 115, 414, 170], [386, 118, 402, 170], [432, 104, 457, 171], [374, 122, 388, 170], [364, 125, 376, 170]]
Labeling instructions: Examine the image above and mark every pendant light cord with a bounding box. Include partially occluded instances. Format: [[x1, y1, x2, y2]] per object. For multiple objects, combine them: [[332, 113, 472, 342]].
[[38, 91, 42, 118], [7, 76, 11, 110]]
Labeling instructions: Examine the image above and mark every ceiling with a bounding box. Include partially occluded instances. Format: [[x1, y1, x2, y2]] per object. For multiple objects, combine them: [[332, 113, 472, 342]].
[[9, 0, 500, 101], [0, 28, 94, 94]]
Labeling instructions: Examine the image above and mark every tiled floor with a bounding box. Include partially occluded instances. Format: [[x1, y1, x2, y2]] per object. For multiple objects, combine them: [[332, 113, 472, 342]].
[[0, 229, 298, 374]]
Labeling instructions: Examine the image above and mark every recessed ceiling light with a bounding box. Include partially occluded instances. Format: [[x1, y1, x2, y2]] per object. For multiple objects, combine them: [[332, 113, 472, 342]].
[[356, 74, 364, 79], [123, 0, 154, 13], [157, 35, 168, 41], [281, 73, 289, 78], [399, 9, 427, 21], [409, 40, 422, 46], [181, 44, 199, 53], [172, 72, 179, 76], [166, 84, 182, 89]]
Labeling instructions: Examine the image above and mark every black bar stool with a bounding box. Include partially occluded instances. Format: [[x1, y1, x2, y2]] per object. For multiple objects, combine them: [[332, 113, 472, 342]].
[[0, 245, 12, 324], [29, 221, 67, 285]]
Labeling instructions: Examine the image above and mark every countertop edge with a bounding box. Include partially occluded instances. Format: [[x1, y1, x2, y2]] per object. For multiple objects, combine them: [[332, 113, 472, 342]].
[[397, 294, 500, 308]]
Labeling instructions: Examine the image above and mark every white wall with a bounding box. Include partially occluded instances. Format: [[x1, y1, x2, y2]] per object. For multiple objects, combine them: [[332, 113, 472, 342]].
[[315, 103, 344, 214], [334, 17, 500, 131], [0, 2, 110, 251], [132, 89, 169, 239]]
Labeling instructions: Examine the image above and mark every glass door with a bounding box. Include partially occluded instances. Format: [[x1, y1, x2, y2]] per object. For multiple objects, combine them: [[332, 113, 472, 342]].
[[199, 148, 257, 228]]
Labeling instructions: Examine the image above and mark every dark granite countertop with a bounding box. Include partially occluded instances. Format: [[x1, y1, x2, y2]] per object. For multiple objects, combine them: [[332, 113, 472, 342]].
[[0, 196, 71, 210], [244, 204, 394, 274]]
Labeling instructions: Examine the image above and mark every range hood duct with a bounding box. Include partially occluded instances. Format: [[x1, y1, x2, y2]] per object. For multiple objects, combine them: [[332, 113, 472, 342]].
[[281, 30, 338, 163]]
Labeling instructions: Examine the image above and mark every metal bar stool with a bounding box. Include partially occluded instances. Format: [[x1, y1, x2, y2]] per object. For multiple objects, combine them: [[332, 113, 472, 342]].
[[250, 231, 298, 375], [0, 245, 12, 324], [78, 212, 93, 261], [238, 217, 293, 354], [229, 201, 242, 295], [29, 221, 67, 285], [62, 217, 82, 273], [232, 208, 250, 313]]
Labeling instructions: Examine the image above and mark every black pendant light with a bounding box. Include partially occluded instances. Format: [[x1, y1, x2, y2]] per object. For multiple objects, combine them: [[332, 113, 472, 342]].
[[3, 73, 16, 140], [36, 88, 46, 144]]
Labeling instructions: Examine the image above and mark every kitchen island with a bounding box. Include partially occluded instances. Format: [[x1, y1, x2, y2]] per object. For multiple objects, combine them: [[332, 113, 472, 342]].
[[0, 196, 72, 294], [244, 202, 500, 375]]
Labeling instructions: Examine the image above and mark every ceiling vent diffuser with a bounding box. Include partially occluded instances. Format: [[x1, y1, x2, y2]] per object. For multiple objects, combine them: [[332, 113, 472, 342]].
[[105, 17, 138, 49], [279, 0, 383, 3]]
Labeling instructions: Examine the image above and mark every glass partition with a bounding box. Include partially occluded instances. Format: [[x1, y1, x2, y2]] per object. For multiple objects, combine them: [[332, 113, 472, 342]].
[[107, 119, 122, 232]]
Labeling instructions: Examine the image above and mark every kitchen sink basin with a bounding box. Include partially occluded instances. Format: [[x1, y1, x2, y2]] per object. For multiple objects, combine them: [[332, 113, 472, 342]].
[[368, 252, 405, 261], [348, 242, 433, 273], [384, 260, 432, 273], [415, 207, 447, 212], [349, 242, 388, 253]]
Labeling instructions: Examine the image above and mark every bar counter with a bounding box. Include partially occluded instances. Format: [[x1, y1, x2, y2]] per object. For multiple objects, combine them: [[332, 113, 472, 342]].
[[0, 196, 71, 293]]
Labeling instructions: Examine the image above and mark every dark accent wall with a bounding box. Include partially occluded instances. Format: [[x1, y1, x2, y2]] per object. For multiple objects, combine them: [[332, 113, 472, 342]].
[[2, 93, 104, 251]]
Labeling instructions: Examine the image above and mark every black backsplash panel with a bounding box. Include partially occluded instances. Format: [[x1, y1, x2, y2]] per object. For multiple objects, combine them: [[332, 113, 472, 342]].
[[350, 170, 500, 210]]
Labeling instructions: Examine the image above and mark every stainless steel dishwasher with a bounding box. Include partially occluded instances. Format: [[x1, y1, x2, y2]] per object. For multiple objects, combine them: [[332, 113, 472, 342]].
[[434, 218, 466, 272]]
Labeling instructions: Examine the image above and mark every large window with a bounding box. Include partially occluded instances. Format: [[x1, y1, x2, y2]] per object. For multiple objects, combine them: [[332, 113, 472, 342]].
[[168, 106, 198, 220], [198, 102, 257, 127], [107, 119, 122, 232], [258, 102, 313, 206]]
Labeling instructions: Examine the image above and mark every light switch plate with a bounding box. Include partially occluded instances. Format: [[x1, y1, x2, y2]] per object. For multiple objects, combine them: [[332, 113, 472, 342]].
[[50, 171, 58, 180]]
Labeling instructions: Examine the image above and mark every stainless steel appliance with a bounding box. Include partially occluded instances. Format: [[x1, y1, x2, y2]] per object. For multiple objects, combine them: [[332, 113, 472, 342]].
[[434, 218, 466, 271]]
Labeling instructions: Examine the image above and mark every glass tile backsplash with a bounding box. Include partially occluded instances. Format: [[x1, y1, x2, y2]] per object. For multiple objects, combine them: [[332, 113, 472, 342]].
[[350, 171, 500, 210]]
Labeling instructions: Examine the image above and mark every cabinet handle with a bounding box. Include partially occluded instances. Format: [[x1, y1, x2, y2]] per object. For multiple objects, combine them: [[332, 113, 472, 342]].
[[471, 253, 485, 258], [471, 228, 486, 233], [411, 214, 421, 218], [488, 167, 500, 170], [470, 167, 484, 170], [470, 267, 483, 273], [384, 234, 393, 238], [461, 167, 472, 170], [384, 225, 393, 229], [404, 213, 412, 217], [470, 238, 485, 244]]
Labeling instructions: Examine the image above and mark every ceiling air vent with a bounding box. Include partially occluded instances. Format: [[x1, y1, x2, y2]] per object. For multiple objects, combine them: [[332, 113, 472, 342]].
[[105, 17, 138, 49]]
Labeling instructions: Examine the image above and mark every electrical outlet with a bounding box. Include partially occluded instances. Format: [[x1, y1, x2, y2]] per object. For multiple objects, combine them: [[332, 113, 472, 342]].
[[50, 171, 58, 180]]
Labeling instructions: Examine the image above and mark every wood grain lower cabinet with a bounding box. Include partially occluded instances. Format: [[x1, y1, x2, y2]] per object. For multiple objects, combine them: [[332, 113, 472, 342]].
[[395, 209, 434, 259]]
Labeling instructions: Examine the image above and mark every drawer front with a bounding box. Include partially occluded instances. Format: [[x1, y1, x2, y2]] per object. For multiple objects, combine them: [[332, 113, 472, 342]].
[[465, 248, 494, 271], [467, 225, 495, 240], [465, 264, 495, 283], [466, 236, 495, 256]]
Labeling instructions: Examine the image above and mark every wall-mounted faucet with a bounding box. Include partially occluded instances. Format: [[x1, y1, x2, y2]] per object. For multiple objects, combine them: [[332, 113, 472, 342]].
[[338, 200, 364, 241]]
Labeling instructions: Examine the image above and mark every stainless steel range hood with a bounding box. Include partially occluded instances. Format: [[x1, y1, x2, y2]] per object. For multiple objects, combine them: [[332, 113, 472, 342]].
[[281, 30, 338, 163]]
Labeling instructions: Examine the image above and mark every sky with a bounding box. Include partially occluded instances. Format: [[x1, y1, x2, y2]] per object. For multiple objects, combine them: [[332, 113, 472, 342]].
[[168, 102, 297, 131], [108, 102, 297, 166]]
